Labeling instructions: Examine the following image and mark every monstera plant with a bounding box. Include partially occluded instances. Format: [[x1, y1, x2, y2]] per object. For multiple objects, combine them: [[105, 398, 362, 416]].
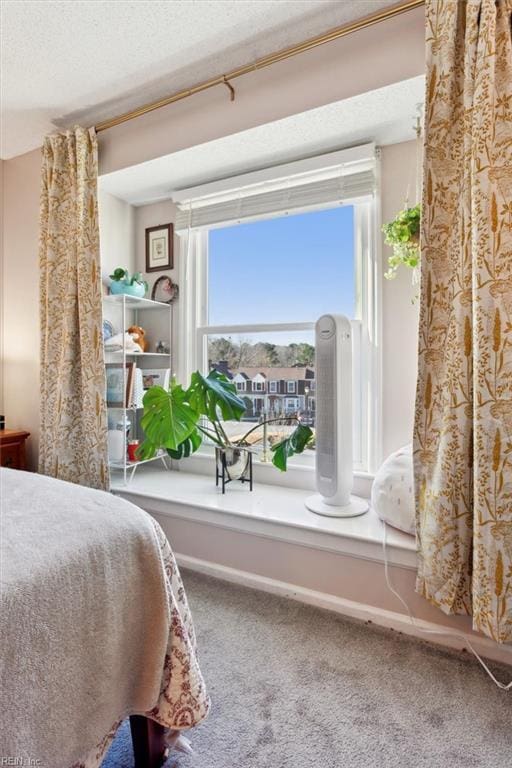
[[137, 370, 313, 472]]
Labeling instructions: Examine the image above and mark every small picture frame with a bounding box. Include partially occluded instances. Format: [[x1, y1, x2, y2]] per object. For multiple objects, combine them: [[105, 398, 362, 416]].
[[142, 368, 171, 391], [106, 363, 135, 407], [145, 224, 173, 272]]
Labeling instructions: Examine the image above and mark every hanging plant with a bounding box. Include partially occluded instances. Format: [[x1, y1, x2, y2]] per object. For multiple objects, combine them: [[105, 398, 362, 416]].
[[382, 204, 421, 280]]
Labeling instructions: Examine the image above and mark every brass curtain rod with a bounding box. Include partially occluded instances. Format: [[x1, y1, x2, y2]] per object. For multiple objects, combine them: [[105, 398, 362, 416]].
[[95, 0, 424, 133]]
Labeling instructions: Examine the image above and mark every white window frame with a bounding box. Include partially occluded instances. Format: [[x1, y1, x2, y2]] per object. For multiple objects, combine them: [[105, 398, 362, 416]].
[[269, 380, 278, 393], [287, 381, 296, 394], [175, 151, 382, 477]]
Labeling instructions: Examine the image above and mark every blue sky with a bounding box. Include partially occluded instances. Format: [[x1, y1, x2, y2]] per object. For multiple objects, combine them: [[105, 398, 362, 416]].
[[208, 205, 355, 328]]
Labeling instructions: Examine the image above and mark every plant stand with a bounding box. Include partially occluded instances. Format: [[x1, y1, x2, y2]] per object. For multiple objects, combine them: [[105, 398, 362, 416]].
[[215, 448, 253, 494]]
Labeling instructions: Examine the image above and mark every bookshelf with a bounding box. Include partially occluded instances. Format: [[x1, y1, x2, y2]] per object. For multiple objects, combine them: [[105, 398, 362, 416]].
[[102, 293, 172, 485]]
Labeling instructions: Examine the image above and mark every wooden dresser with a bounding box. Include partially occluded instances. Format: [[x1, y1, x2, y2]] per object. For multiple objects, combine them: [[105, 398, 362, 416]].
[[0, 429, 31, 470]]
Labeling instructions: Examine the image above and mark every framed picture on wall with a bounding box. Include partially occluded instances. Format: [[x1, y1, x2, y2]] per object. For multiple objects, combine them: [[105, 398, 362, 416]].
[[145, 223, 173, 272]]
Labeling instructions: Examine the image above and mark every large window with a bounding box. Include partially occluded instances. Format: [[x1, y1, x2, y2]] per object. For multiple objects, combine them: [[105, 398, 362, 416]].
[[207, 207, 354, 325], [175, 145, 380, 473], [205, 207, 353, 448]]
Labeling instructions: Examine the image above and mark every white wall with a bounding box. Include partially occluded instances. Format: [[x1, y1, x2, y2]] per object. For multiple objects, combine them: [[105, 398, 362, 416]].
[[380, 141, 420, 458], [0, 159, 4, 414], [98, 7, 424, 176], [132, 200, 179, 370], [1, 149, 41, 468], [98, 189, 136, 283], [134, 199, 178, 289]]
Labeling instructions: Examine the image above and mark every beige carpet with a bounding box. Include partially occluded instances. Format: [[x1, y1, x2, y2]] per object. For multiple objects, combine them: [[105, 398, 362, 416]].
[[105, 568, 512, 768]]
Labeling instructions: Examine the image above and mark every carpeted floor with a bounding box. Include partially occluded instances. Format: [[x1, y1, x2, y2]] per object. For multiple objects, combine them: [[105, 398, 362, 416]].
[[104, 569, 512, 768]]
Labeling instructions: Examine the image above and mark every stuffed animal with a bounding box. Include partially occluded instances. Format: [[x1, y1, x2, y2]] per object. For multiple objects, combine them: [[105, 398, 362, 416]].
[[105, 331, 143, 354], [127, 325, 148, 352]]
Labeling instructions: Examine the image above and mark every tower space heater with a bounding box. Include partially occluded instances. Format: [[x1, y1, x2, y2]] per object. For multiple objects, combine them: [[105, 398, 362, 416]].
[[305, 314, 368, 518]]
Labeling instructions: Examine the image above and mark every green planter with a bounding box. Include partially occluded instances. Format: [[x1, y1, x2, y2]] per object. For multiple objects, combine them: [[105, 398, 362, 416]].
[[110, 279, 146, 298]]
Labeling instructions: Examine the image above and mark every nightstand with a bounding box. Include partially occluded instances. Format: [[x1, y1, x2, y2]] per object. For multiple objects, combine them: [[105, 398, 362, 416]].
[[0, 429, 31, 470]]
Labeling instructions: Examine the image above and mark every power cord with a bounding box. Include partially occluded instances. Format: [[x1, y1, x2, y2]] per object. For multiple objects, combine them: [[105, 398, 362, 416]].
[[381, 521, 512, 691]]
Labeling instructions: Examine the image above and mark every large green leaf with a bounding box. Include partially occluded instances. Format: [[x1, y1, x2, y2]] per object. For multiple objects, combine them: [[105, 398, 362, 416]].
[[271, 424, 313, 472], [187, 370, 246, 422], [138, 383, 198, 459], [167, 429, 202, 460]]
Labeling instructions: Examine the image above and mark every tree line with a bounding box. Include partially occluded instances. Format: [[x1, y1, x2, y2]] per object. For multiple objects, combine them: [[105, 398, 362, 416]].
[[208, 337, 315, 370]]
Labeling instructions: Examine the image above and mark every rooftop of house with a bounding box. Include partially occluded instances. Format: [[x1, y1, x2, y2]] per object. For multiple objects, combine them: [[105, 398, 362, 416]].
[[233, 367, 314, 380]]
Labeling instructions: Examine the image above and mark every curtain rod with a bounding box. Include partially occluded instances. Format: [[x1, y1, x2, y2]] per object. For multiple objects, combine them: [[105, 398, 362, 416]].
[[95, 0, 424, 133]]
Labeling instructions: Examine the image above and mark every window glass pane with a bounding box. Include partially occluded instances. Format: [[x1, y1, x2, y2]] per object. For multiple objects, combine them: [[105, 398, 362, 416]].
[[208, 206, 354, 325], [207, 330, 316, 454]]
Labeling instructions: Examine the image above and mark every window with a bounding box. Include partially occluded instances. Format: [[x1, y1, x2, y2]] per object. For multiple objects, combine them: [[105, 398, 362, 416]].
[[205, 330, 315, 432], [175, 144, 380, 473], [206, 207, 354, 326]]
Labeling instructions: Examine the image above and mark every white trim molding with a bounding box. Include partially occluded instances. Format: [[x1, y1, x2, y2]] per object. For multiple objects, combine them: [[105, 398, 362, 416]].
[[176, 553, 512, 669], [176, 228, 208, 384]]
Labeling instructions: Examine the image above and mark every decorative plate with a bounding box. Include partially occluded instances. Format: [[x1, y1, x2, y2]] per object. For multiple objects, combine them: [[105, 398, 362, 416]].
[[103, 319, 114, 341], [151, 275, 179, 304]]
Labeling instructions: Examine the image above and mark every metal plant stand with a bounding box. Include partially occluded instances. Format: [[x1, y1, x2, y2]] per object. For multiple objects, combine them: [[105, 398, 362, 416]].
[[215, 448, 253, 494]]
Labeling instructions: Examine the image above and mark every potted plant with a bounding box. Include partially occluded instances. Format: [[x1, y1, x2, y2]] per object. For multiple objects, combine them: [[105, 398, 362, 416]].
[[109, 267, 149, 298], [137, 370, 314, 485], [382, 204, 421, 280]]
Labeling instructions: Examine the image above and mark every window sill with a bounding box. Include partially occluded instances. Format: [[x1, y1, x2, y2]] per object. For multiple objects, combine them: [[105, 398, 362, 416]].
[[111, 464, 416, 569], [177, 449, 374, 498]]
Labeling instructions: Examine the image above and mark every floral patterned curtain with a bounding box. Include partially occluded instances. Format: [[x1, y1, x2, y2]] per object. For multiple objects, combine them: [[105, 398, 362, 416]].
[[414, 0, 512, 642], [39, 127, 108, 490]]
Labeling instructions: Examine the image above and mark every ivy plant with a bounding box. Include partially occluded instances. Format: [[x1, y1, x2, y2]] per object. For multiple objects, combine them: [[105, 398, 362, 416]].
[[382, 204, 421, 280]]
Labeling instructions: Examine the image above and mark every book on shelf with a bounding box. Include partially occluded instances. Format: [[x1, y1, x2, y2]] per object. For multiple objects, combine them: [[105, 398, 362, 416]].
[[106, 362, 135, 407]]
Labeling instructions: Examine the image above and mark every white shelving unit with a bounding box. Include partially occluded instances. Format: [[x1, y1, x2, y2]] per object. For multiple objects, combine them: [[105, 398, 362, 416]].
[[103, 293, 172, 485]]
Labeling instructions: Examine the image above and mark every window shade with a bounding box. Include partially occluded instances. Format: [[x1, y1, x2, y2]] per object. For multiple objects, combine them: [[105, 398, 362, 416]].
[[174, 157, 376, 232]]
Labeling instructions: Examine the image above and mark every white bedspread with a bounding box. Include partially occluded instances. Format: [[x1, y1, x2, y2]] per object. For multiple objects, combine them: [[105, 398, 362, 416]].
[[0, 469, 209, 768]]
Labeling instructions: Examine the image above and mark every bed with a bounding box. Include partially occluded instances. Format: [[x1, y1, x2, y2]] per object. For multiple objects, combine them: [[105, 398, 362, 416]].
[[0, 468, 210, 768]]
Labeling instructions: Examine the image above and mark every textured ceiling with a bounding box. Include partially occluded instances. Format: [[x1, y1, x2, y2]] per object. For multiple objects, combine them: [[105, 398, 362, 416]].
[[99, 75, 425, 205], [2, 0, 399, 159]]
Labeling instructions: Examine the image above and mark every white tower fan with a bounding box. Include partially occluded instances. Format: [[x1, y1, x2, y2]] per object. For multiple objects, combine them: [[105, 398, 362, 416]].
[[305, 314, 368, 518]]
